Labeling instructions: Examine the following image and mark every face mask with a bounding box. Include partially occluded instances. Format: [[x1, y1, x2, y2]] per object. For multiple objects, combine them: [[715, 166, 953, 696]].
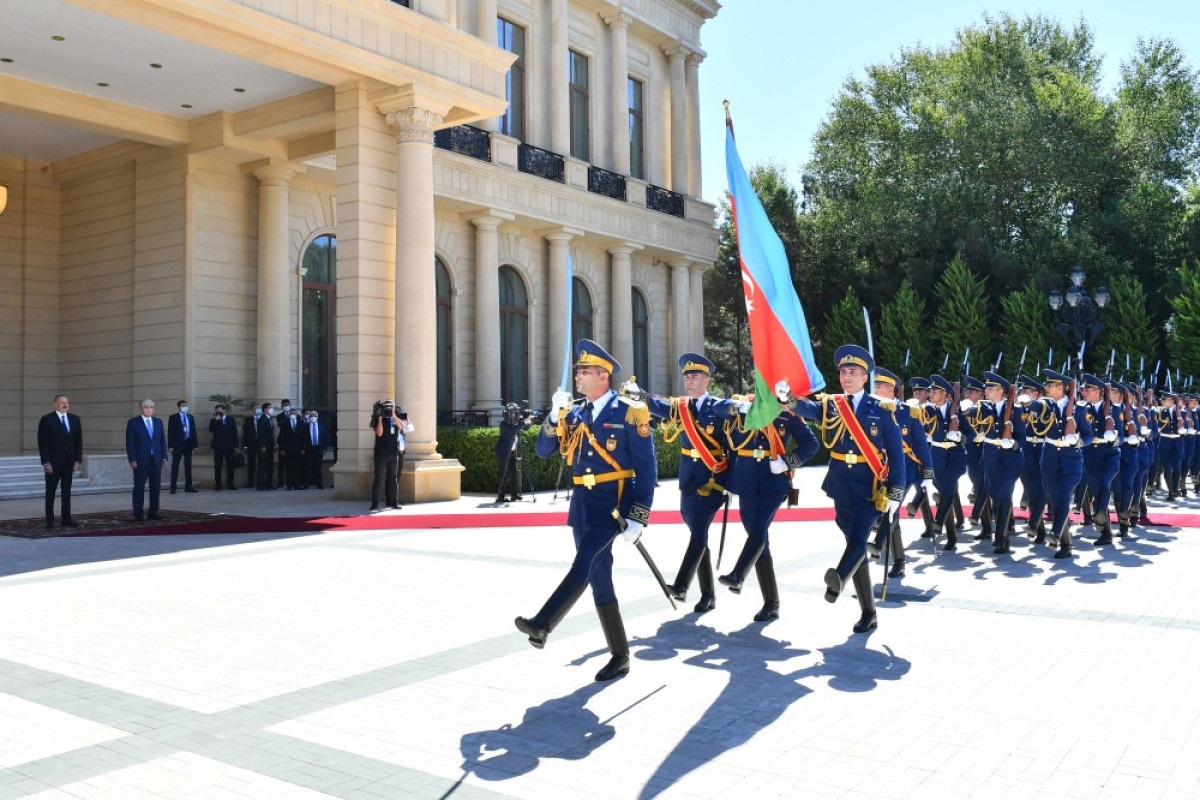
[[254, 409, 262, 417], [267, 408, 275, 416], [180, 406, 189, 414], [282, 405, 291, 412]]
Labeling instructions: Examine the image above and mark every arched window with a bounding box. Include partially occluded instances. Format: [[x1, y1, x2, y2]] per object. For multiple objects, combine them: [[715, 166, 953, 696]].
[[572, 277, 593, 344], [632, 287, 649, 387], [435, 257, 453, 413], [499, 265, 529, 404], [302, 235, 336, 413]]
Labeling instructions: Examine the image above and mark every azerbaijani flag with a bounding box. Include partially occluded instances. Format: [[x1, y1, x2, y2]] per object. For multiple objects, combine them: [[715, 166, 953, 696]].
[[725, 122, 825, 429]]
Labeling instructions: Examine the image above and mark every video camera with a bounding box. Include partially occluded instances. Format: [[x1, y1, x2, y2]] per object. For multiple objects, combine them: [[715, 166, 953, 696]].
[[503, 402, 533, 426], [371, 399, 407, 423]]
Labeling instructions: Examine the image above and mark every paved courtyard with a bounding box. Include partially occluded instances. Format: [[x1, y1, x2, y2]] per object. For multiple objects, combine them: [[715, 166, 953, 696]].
[[2, 471, 1199, 799]]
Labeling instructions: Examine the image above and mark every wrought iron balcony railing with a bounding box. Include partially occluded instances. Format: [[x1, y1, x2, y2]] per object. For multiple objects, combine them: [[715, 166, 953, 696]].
[[433, 125, 491, 162], [587, 166, 627, 202], [517, 143, 566, 183], [646, 184, 685, 218]]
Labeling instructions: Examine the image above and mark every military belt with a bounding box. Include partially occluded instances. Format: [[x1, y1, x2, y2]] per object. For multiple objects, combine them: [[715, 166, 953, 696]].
[[928, 441, 958, 449], [1161, 433, 1182, 439], [1025, 437, 1044, 444], [734, 447, 772, 461], [573, 469, 635, 488], [681, 447, 722, 459], [1044, 438, 1078, 448], [829, 451, 863, 466]]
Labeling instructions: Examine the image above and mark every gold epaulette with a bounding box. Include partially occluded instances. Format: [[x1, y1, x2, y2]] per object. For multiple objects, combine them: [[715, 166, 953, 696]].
[[874, 396, 898, 412], [619, 394, 651, 427]]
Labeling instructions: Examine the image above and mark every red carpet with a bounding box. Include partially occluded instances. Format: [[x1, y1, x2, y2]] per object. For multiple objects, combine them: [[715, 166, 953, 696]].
[[5, 505, 1196, 538]]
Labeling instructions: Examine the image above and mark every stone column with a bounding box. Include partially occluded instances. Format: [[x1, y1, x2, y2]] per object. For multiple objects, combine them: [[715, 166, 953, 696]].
[[610, 245, 635, 380], [251, 162, 297, 403], [478, 0, 500, 133], [686, 51, 704, 197], [670, 259, 691, 394], [546, 230, 575, 390], [471, 213, 509, 410], [663, 44, 689, 194], [604, 11, 632, 175], [689, 262, 706, 353], [550, 0, 569, 154]]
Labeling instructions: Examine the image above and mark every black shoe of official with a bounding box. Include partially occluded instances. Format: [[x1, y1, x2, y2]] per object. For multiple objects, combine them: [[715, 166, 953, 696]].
[[693, 594, 716, 613], [147, 513, 160, 520], [61, 518, 78, 528], [170, 488, 176, 494], [595, 655, 630, 681], [369, 504, 378, 511], [495, 496, 506, 504], [887, 560, 906, 578], [185, 487, 198, 493], [853, 611, 878, 633], [45, 519, 55, 530]]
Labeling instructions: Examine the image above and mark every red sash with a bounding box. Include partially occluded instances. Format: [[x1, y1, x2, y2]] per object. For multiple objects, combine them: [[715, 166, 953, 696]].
[[831, 394, 889, 483], [678, 400, 727, 474]]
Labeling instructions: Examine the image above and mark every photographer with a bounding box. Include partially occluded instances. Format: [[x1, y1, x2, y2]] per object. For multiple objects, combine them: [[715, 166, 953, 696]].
[[370, 399, 413, 511], [494, 402, 533, 503]]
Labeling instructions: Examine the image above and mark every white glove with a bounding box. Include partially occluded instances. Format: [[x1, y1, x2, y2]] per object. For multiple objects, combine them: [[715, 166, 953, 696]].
[[774, 379, 791, 403], [999, 437, 1016, 450], [959, 399, 975, 412], [1102, 429, 1118, 443], [621, 520, 644, 543], [905, 397, 920, 408], [922, 479, 936, 496], [737, 400, 752, 414], [946, 430, 962, 442], [1125, 435, 1141, 445], [886, 498, 902, 515], [1064, 433, 1079, 447], [1140, 426, 1151, 436], [549, 389, 572, 423], [620, 379, 642, 395], [1016, 392, 1032, 407], [769, 456, 788, 474]]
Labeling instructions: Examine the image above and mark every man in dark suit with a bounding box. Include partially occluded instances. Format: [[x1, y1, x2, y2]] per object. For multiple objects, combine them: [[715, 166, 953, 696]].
[[209, 403, 240, 490], [167, 399, 200, 494], [125, 398, 168, 521], [244, 402, 275, 490], [275, 399, 293, 488], [303, 409, 328, 489], [37, 394, 83, 529], [277, 406, 307, 490]]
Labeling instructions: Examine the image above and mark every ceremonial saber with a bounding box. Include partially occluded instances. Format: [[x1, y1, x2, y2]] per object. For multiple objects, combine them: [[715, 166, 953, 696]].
[[559, 252, 575, 392], [613, 510, 676, 609], [715, 490, 731, 570]]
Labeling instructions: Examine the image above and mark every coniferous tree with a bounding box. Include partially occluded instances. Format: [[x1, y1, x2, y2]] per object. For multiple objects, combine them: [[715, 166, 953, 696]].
[[878, 281, 931, 382], [1097, 276, 1159, 379], [931, 254, 993, 375], [1167, 260, 1200, 377], [821, 285, 868, 381], [997, 284, 1056, 379]]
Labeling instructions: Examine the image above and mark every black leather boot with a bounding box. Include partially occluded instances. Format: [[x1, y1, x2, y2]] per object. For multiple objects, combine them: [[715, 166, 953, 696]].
[[1094, 512, 1114, 546], [719, 539, 765, 594], [594, 601, 630, 681], [668, 540, 705, 602], [514, 573, 588, 649], [693, 549, 716, 612], [918, 496, 935, 538], [824, 544, 866, 604], [1054, 523, 1073, 559], [851, 561, 877, 633], [753, 557, 779, 622], [943, 517, 958, 551], [1034, 519, 1047, 544], [886, 522, 905, 576]]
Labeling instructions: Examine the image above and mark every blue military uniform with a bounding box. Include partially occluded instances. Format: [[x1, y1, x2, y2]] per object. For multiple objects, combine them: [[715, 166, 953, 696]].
[[643, 353, 730, 613], [1158, 393, 1185, 500], [711, 396, 818, 621], [788, 345, 905, 633], [975, 371, 1025, 554], [868, 368, 934, 576], [959, 376, 989, 533], [924, 374, 968, 549], [1108, 380, 1143, 538], [1016, 375, 1049, 542], [1019, 369, 1094, 558], [516, 340, 656, 682], [1079, 373, 1123, 545], [907, 376, 938, 539]]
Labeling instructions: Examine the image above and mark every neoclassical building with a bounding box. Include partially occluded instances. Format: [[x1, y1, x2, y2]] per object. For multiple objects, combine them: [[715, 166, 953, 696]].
[[0, 0, 720, 500]]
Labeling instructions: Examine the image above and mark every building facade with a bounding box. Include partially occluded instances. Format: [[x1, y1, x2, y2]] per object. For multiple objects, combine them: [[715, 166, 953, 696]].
[[0, 0, 720, 501]]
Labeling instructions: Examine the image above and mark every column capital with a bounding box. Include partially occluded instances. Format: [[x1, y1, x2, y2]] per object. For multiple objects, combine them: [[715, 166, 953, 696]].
[[384, 107, 443, 145], [688, 261, 706, 274], [544, 226, 584, 243], [685, 50, 706, 67], [244, 160, 303, 185], [662, 43, 692, 61], [608, 241, 644, 257], [668, 258, 692, 272], [468, 209, 515, 230], [601, 10, 633, 29]]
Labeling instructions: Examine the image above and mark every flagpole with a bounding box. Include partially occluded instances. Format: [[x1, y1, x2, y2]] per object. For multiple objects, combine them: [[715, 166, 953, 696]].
[[724, 99, 734, 138], [559, 252, 575, 392]]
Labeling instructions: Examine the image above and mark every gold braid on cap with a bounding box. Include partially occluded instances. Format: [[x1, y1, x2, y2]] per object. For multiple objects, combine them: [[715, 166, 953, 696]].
[[681, 360, 710, 374], [575, 348, 614, 373]]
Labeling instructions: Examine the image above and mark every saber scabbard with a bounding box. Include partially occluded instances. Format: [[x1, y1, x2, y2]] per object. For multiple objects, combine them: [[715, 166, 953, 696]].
[[612, 509, 677, 610]]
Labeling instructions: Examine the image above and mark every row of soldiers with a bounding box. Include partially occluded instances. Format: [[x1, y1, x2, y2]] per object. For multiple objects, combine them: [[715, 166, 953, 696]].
[[513, 338, 1194, 682]]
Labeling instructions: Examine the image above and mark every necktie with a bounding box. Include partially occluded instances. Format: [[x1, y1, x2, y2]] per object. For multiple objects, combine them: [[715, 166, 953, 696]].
[[584, 403, 594, 427], [61, 414, 69, 432], [688, 399, 698, 416], [311, 425, 318, 445], [183, 415, 189, 438], [291, 417, 296, 430], [146, 418, 154, 453]]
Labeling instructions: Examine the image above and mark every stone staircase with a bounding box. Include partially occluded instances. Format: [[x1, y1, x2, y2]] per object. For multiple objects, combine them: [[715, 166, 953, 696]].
[[0, 456, 129, 500]]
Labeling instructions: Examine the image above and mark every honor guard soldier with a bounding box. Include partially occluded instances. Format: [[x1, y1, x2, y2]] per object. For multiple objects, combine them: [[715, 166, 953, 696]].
[[779, 345, 905, 633], [1016, 375, 1049, 542], [516, 340, 656, 681], [635, 353, 731, 612], [972, 372, 1025, 554], [1015, 369, 1094, 558], [1079, 373, 1122, 545], [711, 384, 818, 622], [1158, 391, 1185, 501], [867, 368, 934, 576], [960, 376, 989, 532], [925, 375, 967, 549], [906, 376, 938, 539], [1111, 380, 1143, 539], [1182, 394, 1198, 495]]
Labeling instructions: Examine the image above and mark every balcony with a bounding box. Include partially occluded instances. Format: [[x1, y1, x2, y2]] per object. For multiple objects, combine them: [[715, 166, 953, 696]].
[[433, 125, 491, 162], [587, 166, 627, 202], [517, 143, 566, 183], [646, 184, 685, 218]]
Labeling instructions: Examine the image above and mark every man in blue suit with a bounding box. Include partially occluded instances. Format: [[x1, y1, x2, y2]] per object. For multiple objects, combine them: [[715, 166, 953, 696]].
[[516, 340, 656, 682], [126, 398, 168, 521], [782, 344, 906, 633], [167, 399, 199, 493]]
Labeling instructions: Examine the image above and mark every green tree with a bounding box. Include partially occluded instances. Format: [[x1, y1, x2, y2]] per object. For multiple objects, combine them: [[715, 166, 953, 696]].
[[821, 285, 868, 381], [1097, 275, 1158, 377], [930, 254, 993, 374], [997, 284, 1056, 377], [878, 281, 932, 380], [1167, 260, 1200, 377]]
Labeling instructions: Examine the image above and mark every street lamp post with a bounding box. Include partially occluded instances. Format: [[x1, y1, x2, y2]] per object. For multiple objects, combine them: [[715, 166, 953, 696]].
[[1048, 265, 1109, 370]]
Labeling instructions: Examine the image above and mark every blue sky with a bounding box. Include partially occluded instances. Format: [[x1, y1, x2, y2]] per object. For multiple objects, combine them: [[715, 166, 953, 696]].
[[698, 0, 1200, 206]]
